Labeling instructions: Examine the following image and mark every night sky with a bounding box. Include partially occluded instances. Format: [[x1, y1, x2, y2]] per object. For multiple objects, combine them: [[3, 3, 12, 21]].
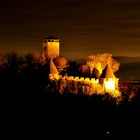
[[0, 0, 140, 60]]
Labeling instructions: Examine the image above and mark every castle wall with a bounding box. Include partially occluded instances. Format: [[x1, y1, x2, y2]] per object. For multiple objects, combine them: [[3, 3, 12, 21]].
[[49, 74, 118, 92], [47, 42, 59, 59], [49, 74, 120, 97], [49, 74, 99, 84]]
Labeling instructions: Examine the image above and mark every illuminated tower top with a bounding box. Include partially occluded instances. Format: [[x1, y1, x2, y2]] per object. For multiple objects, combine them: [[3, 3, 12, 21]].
[[42, 36, 60, 59]]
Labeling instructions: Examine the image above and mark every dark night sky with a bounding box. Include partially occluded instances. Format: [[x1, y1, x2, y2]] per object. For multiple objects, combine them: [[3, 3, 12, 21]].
[[0, 0, 140, 59]]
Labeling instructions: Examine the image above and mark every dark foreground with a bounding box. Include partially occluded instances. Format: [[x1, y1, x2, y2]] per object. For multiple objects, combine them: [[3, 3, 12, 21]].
[[2, 94, 140, 139]]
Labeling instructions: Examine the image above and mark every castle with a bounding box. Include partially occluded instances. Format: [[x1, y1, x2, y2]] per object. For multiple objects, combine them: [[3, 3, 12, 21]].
[[42, 37, 119, 95]]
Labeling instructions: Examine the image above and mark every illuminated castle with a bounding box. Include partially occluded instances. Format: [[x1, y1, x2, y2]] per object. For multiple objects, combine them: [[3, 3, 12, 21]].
[[44, 37, 119, 95]]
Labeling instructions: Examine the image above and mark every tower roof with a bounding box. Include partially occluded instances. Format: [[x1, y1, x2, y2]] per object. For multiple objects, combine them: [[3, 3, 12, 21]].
[[50, 59, 59, 74], [100, 64, 116, 78], [44, 36, 59, 40], [46, 36, 58, 39], [43, 36, 59, 42]]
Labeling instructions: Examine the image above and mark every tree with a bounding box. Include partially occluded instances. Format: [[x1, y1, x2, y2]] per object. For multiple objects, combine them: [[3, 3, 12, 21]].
[[33, 51, 40, 63], [24, 53, 34, 66], [5, 52, 21, 75], [86, 53, 120, 74], [0, 53, 6, 69], [92, 68, 100, 79], [110, 59, 120, 73], [79, 64, 90, 77], [53, 56, 68, 73]]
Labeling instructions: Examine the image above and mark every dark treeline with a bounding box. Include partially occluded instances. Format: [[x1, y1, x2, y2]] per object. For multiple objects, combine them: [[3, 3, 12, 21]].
[[0, 52, 50, 96]]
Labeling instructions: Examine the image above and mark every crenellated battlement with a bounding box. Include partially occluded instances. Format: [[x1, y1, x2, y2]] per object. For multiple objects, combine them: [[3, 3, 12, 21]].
[[49, 74, 99, 84], [49, 73, 119, 94]]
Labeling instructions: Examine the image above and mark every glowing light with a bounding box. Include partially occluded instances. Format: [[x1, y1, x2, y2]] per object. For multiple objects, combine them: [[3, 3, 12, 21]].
[[80, 77, 84, 81], [85, 78, 90, 81], [105, 79, 115, 90], [75, 77, 79, 80], [106, 131, 110, 134]]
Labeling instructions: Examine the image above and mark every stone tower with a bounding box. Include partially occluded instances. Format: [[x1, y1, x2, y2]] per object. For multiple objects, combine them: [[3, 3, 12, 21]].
[[42, 36, 59, 59], [99, 64, 119, 91]]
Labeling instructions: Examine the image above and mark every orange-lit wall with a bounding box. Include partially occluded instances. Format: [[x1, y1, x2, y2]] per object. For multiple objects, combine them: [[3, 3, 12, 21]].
[[49, 74, 120, 97], [47, 42, 59, 59], [49, 74, 99, 84], [42, 40, 59, 59]]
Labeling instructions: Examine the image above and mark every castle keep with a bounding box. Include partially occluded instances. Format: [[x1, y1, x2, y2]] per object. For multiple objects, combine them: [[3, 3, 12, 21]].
[[42, 36, 59, 59]]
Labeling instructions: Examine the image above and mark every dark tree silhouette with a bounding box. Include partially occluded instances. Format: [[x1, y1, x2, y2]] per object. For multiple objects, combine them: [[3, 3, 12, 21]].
[[92, 68, 100, 79]]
